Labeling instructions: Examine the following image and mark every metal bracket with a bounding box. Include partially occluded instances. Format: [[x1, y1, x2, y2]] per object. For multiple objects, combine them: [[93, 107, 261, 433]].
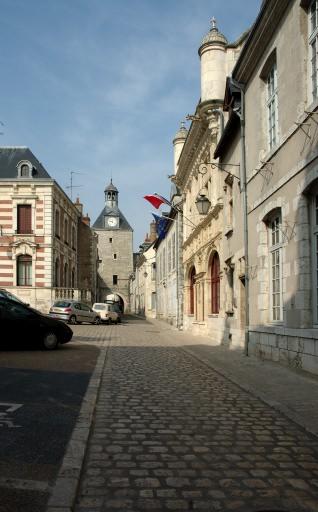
[[198, 162, 240, 181]]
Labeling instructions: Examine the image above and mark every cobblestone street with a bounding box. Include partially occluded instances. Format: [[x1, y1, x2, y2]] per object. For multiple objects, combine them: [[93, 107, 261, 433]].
[[62, 318, 318, 512]]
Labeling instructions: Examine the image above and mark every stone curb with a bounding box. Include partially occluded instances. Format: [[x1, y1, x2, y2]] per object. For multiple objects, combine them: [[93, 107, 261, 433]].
[[46, 342, 109, 512]]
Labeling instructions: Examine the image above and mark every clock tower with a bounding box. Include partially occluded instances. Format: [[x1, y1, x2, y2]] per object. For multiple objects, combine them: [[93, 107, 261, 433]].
[[93, 180, 133, 311]]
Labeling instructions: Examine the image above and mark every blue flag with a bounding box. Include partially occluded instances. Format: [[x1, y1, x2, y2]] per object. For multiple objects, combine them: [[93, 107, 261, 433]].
[[152, 213, 168, 240]]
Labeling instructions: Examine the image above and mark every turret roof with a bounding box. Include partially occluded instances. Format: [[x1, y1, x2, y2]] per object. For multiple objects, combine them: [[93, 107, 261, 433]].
[[173, 122, 188, 143], [104, 179, 118, 193], [199, 18, 228, 54]]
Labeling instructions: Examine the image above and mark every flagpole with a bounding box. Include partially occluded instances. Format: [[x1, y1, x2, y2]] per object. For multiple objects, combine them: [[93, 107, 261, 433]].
[[158, 214, 196, 230], [169, 203, 197, 228]]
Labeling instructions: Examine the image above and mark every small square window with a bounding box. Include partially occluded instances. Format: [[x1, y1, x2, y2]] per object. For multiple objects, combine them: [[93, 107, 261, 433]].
[[109, 238, 113, 243]]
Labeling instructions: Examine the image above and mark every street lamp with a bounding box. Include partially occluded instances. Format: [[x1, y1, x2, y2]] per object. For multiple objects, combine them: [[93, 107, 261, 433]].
[[195, 193, 211, 215]]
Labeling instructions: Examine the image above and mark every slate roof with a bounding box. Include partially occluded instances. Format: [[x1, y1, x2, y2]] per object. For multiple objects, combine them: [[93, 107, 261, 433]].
[[93, 204, 133, 231], [0, 147, 51, 179], [104, 179, 118, 193]]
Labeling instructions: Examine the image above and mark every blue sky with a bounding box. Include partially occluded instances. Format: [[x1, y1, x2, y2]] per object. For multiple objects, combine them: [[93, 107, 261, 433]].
[[0, 0, 261, 249]]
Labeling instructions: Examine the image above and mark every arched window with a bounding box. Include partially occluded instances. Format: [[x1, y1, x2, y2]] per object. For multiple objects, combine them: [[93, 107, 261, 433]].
[[211, 253, 220, 314], [64, 218, 68, 243], [21, 164, 30, 177], [17, 255, 32, 286], [189, 266, 196, 315], [71, 268, 75, 288], [55, 258, 60, 287], [64, 262, 69, 287], [55, 210, 60, 238], [72, 226, 76, 249]]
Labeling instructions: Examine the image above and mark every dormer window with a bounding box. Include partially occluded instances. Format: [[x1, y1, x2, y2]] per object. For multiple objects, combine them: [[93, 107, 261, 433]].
[[21, 165, 29, 177], [17, 160, 33, 178]]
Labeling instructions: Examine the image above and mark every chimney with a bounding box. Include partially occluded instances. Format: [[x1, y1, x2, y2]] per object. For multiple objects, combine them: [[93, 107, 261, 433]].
[[74, 196, 83, 216], [149, 221, 157, 242], [82, 213, 90, 226]]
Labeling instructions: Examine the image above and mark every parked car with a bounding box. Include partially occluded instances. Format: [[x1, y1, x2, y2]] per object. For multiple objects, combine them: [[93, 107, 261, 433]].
[[92, 303, 120, 324], [0, 297, 73, 350], [0, 288, 28, 305], [49, 300, 101, 325]]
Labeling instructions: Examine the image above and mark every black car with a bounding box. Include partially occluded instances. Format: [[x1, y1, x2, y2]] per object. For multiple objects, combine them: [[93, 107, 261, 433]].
[[0, 298, 73, 350], [0, 288, 28, 305]]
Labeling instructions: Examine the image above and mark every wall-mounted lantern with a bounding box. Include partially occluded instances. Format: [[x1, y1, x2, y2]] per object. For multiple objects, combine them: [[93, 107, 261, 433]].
[[195, 193, 211, 215]]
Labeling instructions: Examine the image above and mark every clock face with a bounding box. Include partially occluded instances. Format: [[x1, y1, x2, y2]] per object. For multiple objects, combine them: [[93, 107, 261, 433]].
[[107, 217, 117, 227]]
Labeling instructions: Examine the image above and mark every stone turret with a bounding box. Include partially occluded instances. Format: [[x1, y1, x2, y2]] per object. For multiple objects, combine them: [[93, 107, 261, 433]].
[[173, 121, 188, 175], [198, 17, 228, 105]]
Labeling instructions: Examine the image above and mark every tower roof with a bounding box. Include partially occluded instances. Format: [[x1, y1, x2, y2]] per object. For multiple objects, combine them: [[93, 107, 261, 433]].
[[173, 121, 188, 143], [92, 205, 133, 231], [104, 179, 118, 193], [199, 17, 228, 54]]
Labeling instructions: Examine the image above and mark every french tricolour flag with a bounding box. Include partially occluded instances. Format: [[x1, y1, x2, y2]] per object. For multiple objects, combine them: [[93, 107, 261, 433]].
[[143, 193, 172, 209]]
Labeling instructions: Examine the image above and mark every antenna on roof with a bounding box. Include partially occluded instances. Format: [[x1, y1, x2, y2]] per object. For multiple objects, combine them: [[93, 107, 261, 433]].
[[65, 171, 83, 200]]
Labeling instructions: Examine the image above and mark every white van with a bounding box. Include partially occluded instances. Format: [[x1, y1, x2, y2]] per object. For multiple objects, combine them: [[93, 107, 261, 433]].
[[92, 303, 120, 324]]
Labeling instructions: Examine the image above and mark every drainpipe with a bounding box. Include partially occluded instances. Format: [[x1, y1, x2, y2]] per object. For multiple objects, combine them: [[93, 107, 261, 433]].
[[232, 78, 249, 356], [176, 213, 179, 329]]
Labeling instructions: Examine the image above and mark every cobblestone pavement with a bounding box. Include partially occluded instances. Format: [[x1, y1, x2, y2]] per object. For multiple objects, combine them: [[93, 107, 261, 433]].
[[71, 318, 318, 512]]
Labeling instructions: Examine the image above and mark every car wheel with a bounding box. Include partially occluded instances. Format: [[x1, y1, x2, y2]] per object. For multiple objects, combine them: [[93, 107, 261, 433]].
[[43, 332, 58, 350], [69, 315, 77, 325], [94, 316, 101, 325]]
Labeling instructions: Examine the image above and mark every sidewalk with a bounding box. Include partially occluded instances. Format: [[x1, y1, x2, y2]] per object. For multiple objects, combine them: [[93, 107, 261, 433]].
[[152, 318, 318, 438]]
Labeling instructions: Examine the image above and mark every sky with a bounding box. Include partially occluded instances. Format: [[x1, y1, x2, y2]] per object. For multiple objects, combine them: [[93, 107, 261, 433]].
[[0, 0, 261, 250]]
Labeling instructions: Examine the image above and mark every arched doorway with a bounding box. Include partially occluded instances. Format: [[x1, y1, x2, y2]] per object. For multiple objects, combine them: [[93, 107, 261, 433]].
[[211, 252, 220, 314], [189, 266, 196, 315]]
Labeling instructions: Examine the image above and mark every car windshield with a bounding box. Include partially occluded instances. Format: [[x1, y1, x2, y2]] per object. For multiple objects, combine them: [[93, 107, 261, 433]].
[[0, 289, 25, 304], [93, 304, 107, 310], [53, 301, 72, 308]]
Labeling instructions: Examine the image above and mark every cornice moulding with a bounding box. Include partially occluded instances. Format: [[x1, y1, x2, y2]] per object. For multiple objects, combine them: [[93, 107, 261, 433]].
[[233, 0, 290, 84]]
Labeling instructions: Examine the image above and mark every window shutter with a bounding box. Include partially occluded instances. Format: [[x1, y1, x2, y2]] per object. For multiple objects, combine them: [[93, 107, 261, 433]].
[[17, 205, 32, 234]]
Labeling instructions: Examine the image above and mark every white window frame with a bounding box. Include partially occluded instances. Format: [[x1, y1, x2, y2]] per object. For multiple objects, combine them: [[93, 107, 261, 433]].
[[267, 62, 278, 150], [309, 0, 318, 101], [17, 160, 33, 178], [269, 213, 283, 322], [311, 193, 318, 324]]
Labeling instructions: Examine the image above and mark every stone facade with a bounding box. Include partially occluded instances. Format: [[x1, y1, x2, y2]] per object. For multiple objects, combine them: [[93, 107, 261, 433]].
[[75, 199, 98, 304], [174, 21, 248, 344], [214, 0, 318, 374], [93, 181, 133, 311], [155, 209, 182, 328], [130, 227, 157, 319]]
